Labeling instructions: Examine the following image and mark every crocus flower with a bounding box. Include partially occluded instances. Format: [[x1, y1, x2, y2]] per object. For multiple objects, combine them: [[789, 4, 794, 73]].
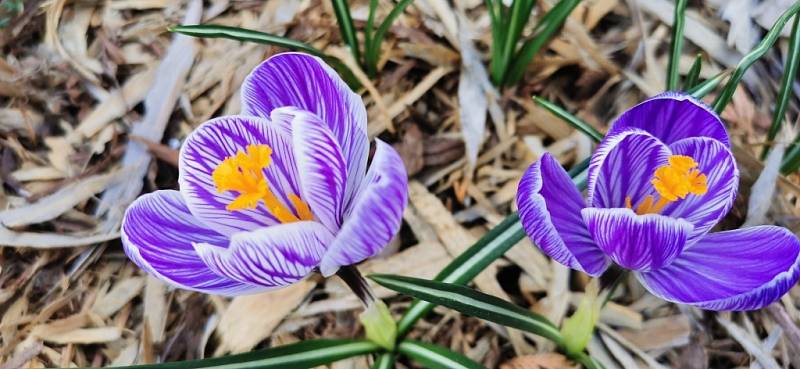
[[517, 92, 800, 311], [121, 53, 408, 295]]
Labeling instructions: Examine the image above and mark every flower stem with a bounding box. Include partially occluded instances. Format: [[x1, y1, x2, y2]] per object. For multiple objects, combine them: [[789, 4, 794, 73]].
[[600, 269, 628, 307], [337, 266, 397, 351], [337, 265, 377, 308]]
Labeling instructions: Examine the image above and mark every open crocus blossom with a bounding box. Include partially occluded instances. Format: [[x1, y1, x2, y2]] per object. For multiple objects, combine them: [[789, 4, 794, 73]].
[[121, 53, 408, 296], [517, 92, 800, 311]]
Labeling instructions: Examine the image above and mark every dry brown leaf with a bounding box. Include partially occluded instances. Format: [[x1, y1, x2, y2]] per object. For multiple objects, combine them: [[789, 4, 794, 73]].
[[500, 353, 579, 369], [92, 277, 145, 319], [0, 171, 118, 228], [214, 280, 315, 355]]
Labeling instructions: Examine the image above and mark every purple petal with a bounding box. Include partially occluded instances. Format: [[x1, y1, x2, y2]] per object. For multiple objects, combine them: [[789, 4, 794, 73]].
[[581, 208, 692, 271], [292, 110, 348, 232], [319, 140, 408, 276], [607, 92, 730, 147], [587, 129, 670, 208], [121, 190, 262, 296], [516, 153, 609, 276], [241, 53, 369, 209], [178, 115, 300, 235], [637, 226, 800, 311], [661, 137, 739, 245], [194, 221, 333, 288]]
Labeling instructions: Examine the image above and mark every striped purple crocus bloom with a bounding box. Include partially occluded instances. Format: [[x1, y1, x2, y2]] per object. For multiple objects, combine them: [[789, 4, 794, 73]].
[[121, 53, 408, 296], [517, 92, 800, 311]]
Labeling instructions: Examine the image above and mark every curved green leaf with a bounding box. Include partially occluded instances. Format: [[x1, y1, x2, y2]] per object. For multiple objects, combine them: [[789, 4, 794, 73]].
[[683, 53, 703, 90], [712, 2, 800, 113], [169, 24, 359, 88], [371, 274, 564, 345], [666, 0, 688, 90], [505, 0, 582, 85], [398, 340, 486, 369], [105, 340, 381, 369], [331, 0, 360, 63], [366, 0, 414, 76], [688, 71, 727, 99], [533, 96, 603, 143], [766, 14, 800, 160], [170, 24, 326, 57], [371, 352, 395, 369], [492, 0, 534, 85], [395, 214, 525, 336]]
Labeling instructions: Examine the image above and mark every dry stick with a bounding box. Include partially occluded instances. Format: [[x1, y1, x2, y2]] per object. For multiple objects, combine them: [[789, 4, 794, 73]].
[[766, 304, 800, 369]]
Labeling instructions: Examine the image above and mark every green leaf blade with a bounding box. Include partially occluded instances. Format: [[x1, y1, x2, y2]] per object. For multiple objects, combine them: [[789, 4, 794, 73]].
[[712, 2, 800, 113], [371, 275, 564, 345], [366, 0, 414, 76], [766, 13, 800, 160], [331, 0, 361, 64], [683, 53, 703, 90], [533, 96, 603, 143], [505, 0, 582, 85], [104, 339, 381, 369], [666, 0, 688, 90], [170, 24, 325, 57], [398, 340, 486, 369], [395, 214, 526, 336]]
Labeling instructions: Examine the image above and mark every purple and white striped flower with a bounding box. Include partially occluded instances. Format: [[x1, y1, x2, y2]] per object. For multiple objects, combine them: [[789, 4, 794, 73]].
[[121, 53, 408, 296], [517, 92, 800, 311]]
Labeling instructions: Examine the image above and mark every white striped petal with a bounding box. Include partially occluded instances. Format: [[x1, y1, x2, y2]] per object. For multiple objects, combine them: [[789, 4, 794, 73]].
[[194, 221, 332, 288]]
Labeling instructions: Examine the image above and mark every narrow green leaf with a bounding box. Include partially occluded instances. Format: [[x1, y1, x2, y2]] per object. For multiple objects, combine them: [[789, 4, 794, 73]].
[[683, 53, 703, 90], [105, 340, 380, 369], [170, 24, 327, 57], [331, 0, 361, 64], [781, 145, 800, 173], [371, 353, 395, 369], [666, 0, 688, 90], [487, 0, 508, 85], [371, 275, 564, 345], [712, 2, 800, 113], [395, 214, 525, 336], [533, 96, 603, 143], [688, 71, 727, 99], [169, 24, 360, 89], [396, 163, 591, 337], [365, 0, 414, 76], [505, 0, 582, 85], [765, 14, 800, 160], [494, 0, 534, 85], [398, 340, 486, 369], [365, 0, 378, 46]]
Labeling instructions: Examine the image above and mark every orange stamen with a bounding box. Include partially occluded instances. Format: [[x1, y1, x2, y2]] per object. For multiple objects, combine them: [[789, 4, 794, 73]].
[[211, 144, 313, 223]]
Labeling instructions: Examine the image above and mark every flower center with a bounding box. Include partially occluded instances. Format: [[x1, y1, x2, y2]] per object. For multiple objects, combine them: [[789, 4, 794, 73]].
[[625, 155, 708, 215], [211, 144, 313, 223]]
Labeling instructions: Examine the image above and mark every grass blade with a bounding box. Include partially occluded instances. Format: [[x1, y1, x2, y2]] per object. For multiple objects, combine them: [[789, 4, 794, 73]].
[[170, 24, 326, 57], [492, 0, 534, 85], [683, 53, 703, 90], [371, 274, 564, 344], [331, 0, 361, 64], [712, 2, 800, 113], [105, 339, 380, 369], [487, 0, 508, 85], [371, 353, 395, 369], [505, 0, 582, 85], [398, 340, 486, 369], [170, 24, 360, 88], [396, 164, 591, 336], [688, 70, 727, 99], [666, 0, 688, 90], [764, 14, 800, 160], [395, 213, 525, 336], [365, 0, 414, 76], [365, 0, 378, 49], [533, 96, 603, 143]]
